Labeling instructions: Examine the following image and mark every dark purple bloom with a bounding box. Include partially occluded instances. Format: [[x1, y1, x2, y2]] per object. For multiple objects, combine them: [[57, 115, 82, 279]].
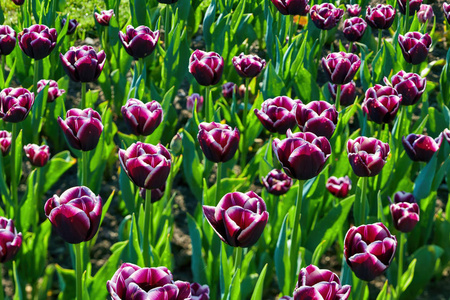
[[121, 98, 163, 136], [23, 144, 50, 167], [37, 79, 66, 103], [384, 71, 426, 106], [444, 3, 450, 24], [95, 9, 115, 26], [203, 191, 269, 247], [347, 136, 390, 177], [261, 169, 293, 196], [232, 53, 266, 78], [294, 100, 338, 139], [322, 52, 361, 85], [191, 282, 210, 300], [328, 81, 357, 106], [393, 191, 416, 204], [0, 87, 34, 123], [441, 128, 450, 145], [310, 3, 344, 30], [362, 84, 402, 124], [11, 0, 24, 5], [402, 134, 440, 162], [18, 24, 57, 60], [417, 4, 434, 23], [0, 217, 22, 263], [60, 45, 106, 83], [186, 93, 204, 112], [365, 5, 396, 30], [222, 82, 237, 99], [158, 0, 178, 3], [189, 50, 224, 86], [197, 122, 240, 163], [139, 185, 165, 203], [343, 17, 367, 42], [44, 186, 102, 244], [61, 18, 79, 35], [390, 192, 419, 233], [398, 32, 432, 65], [254, 96, 301, 134], [119, 25, 160, 59], [326, 176, 352, 198], [270, 0, 310, 16], [346, 4, 361, 17], [397, 0, 422, 15], [0, 131, 11, 156], [0, 25, 17, 56]]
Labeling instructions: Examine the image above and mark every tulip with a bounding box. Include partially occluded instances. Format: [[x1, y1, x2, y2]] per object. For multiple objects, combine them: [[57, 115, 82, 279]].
[[61, 18, 79, 35], [397, 0, 422, 15], [294, 100, 338, 139], [254, 96, 300, 134], [197, 122, 240, 163], [158, 0, 178, 3], [60, 45, 106, 83], [189, 50, 224, 86], [186, 93, 204, 112], [95, 9, 115, 26], [322, 52, 361, 85], [269, 0, 310, 16], [365, 5, 396, 30], [121, 98, 163, 136], [11, 0, 24, 5], [417, 4, 434, 23], [57, 108, 103, 151], [326, 176, 352, 198], [344, 222, 397, 281], [444, 3, 450, 24], [390, 192, 419, 233], [261, 169, 293, 195], [203, 191, 269, 247], [346, 4, 361, 17], [44, 186, 102, 244], [398, 32, 431, 65], [328, 81, 356, 106], [293, 265, 351, 300], [119, 25, 160, 59], [37, 79, 66, 103], [393, 191, 416, 204], [384, 71, 426, 106], [222, 82, 237, 99], [18, 24, 57, 60], [107, 263, 191, 300], [273, 130, 331, 180], [238, 84, 250, 99], [170, 133, 183, 155], [0, 87, 34, 123], [343, 17, 367, 42], [139, 185, 165, 203], [191, 283, 210, 300], [0, 130, 11, 156], [362, 84, 402, 124], [232, 53, 266, 78], [402, 134, 440, 162], [310, 3, 344, 30], [23, 144, 50, 167], [0, 217, 22, 263], [347, 136, 390, 177], [0, 25, 16, 56], [441, 128, 450, 145]]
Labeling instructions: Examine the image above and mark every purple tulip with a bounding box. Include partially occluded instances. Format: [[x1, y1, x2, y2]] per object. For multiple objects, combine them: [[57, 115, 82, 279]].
[[294, 100, 338, 139], [60, 45, 106, 83], [0, 87, 34, 123], [322, 52, 361, 85], [384, 71, 426, 106], [254, 96, 301, 134], [393, 191, 416, 204], [203, 191, 269, 247], [310, 3, 344, 30], [158, 0, 178, 3], [197, 122, 240, 163], [326, 176, 352, 198], [186, 93, 204, 112], [397, 0, 422, 15], [417, 4, 434, 23], [346, 4, 361, 17], [37, 79, 66, 103], [57, 108, 103, 151], [189, 50, 224, 86], [95, 9, 115, 26], [328, 81, 357, 106], [61, 18, 79, 35], [107, 263, 191, 300], [0, 217, 22, 263], [444, 3, 450, 24], [232, 53, 266, 78], [273, 130, 331, 180], [11, 0, 24, 5], [139, 185, 165, 203], [119, 25, 160, 59], [347, 136, 390, 177], [390, 192, 419, 233], [343, 17, 367, 42], [362, 84, 402, 124], [398, 32, 432, 65], [121, 98, 163, 136], [0, 131, 11, 156], [293, 265, 351, 300], [24, 144, 50, 167], [0, 25, 16, 56], [365, 5, 396, 30], [44, 186, 102, 244], [119, 142, 171, 190], [344, 222, 397, 281], [269, 0, 310, 16], [261, 169, 293, 196], [222, 82, 237, 99], [191, 282, 210, 300], [402, 134, 440, 162], [441, 128, 450, 145], [18, 24, 57, 60]]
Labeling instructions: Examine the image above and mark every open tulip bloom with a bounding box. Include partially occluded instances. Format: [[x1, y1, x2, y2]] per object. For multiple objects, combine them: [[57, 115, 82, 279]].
[[390, 195, 420, 233], [37, 79, 65, 103], [261, 169, 293, 196], [322, 52, 361, 85], [0, 25, 16, 56], [18, 24, 57, 60], [310, 3, 344, 31], [189, 49, 224, 86], [60, 45, 106, 83], [294, 100, 338, 139], [0, 87, 34, 123], [326, 176, 352, 198], [119, 25, 160, 59], [347, 136, 390, 177], [365, 4, 396, 30], [121, 98, 163, 136], [232, 53, 266, 78], [402, 133, 441, 162], [384, 71, 426, 106], [398, 32, 432, 65], [270, 0, 310, 16], [197, 122, 240, 163], [362, 84, 402, 124], [346, 4, 361, 17], [254, 96, 301, 134], [0, 130, 11, 156]]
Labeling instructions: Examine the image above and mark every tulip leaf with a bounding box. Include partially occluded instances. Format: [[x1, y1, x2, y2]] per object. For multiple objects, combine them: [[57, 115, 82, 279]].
[[400, 258, 417, 293], [413, 153, 438, 200], [181, 129, 204, 200], [250, 264, 267, 300], [360, 49, 372, 91], [146, 87, 175, 145], [20, 169, 38, 231], [203, 0, 217, 50], [432, 155, 450, 191], [274, 213, 291, 295], [262, 63, 286, 99], [294, 68, 321, 103], [42, 151, 76, 192], [0, 155, 11, 207], [31, 83, 49, 137], [220, 243, 232, 299], [55, 264, 76, 300], [126, 214, 145, 266], [4, 58, 16, 89], [376, 280, 390, 300], [227, 268, 241, 300], [187, 214, 208, 284]]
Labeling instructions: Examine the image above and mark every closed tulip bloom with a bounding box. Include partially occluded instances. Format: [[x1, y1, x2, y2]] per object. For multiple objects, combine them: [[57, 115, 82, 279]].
[[365, 5, 396, 30], [261, 169, 293, 195], [273, 130, 331, 180], [328, 81, 357, 106], [326, 176, 352, 198], [0, 131, 11, 156], [397, 0, 422, 15], [322, 52, 361, 85], [44, 186, 102, 244], [0, 87, 34, 123], [393, 191, 416, 204], [398, 32, 432, 65], [186, 93, 204, 112], [294, 100, 338, 139], [346, 4, 361, 17], [390, 192, 419, 233], [60, 45, 106, 82], [347, 136, 390, 177], [344, 223, 397, 281], [402, 134, 440, 162], [197, 122, 240, 163], [441, 128, 450, 145], [191, 283, 210, 300], [95, 9, 115, 26], [24, 144, 50, 167], [119, 25, 160, 59], [232, 53, 266, 78], [57, 108, 103, 151], [310, 3, 344, 30], [417, 4, 434, 23], [119, 142, 171, 190], [203, 191, 269, 247], [384, 71, 426, 106], [362, 84, 402, 124], [107, 263, 191, 300], [293, 265, 351, 300], [189, 50, 224, 86], [343, 17, 367, 42], [18, 24, 57, 60], [444, 3, 450, 24], [121, 98, 163, 136], [0, 25, 16, 56], [139, 185, 165, 203], [11, 0, 24, 5], [254, 96, 301, 134], [61, 18, 79, 35], [0, 217, 22, 263], [37, 79, 66, 103], [222, 82, 237, 99], [270, 0, 310, 16]]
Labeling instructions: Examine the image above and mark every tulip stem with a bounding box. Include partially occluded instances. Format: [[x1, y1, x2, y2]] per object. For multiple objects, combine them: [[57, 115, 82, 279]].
[[288, 15, 295, 45], [335, 84, 341, 112], [358, 176, 368, 225], [81, 82, 86, 109], [240, 77, 250, 168], [74, 243, 83, 300], [215, 162, 222, 204], [290, 180, 304, 291], [165, 4, 171, 39], [10, 123, 18, 220], [377, 30, 383, 54], [0, 56, 5, 89], [404, 1, 410, 34], [82, 151, 88, 187], [234, 246, 243, 273], [33, 59, 40, 97], [397, 232, 405, 298], [143, 189, 152, 267], [205, 86, 212, 122]]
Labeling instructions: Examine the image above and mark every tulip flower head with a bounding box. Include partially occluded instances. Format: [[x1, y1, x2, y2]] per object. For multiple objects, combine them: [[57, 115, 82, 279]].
[[328, 81, 357, 106], [139, 185, 165, 203], [362, 84, 402, 124], [261, 169, 293, 196], [186, 93, 204, 112], [444, 3, 450, 24], [402, 134, 440, 162], [0, 130, 11, 156], [0, 25, 17, 56], [18, 24, 57, 60], [95, 9, 115, 26], [397, 0, 422, 15], [398, 32, 432, 65], [37, 79, 66, 103], [121, 98, 163, 136], [365, 5, 396, 30], [189, 50, 224, 86], [119, 25, 160, 59], [347, 136, 390, 177], [346, 4, 361, 17], [60, 45, 106, 82], [441, 128, 450, 145], [24, 144, 50, 167], [384, 71, 426, 106], [232, 53, 266, 78], [322, 52, 361, 85], [222, 82, 237, 99], [254, 96, 301, 134], [11, 0, 24, 5], [326, 176, 352, 198], [61, 18, 79, 35], [310, 3, 344, 30], [0, 87, 34, 123], [294, 100, 338, 139], [390, 191, 419, 233], [191, 282, 210, 300], [417, 4, 434, 23], [197, 122, 240, 163], [0, 217, 22, 263], [343, 17, 367, 42], [270, 0, 310, 16]]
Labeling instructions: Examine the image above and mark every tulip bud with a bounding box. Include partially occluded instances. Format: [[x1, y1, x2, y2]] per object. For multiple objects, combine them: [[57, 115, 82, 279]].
[[61, 18, 79, 35], [119, 25, 160, 59], [344, 222, 397, 281], [18, 24, 57, 60], [139, 185, 165, 203], [0, 217, 22, 263], [390, 191, 419, 233], [294, 100, 338, 139], [444, 3, 450, 24], [322, 52, 361, 85], [238, 84, 250, 99], [270, 0, 310, 16], [261, 169, 293, 195], [95, 9, 115, 26], [191, 282, 210, 300], [232, 53, 266, 78], [45, 186, 102, 244], [362, 84, 402, 124], [397, 0, 422, 15], [170, 133, 183, 155], [57, 108, 103, 151], [189, 50, 224, 86], [347, 136, 390, 177], [197, 122, 240, 163], [254, 96, 301, 134], [0, 87, 35, 123], [0, 131, 11, 156], [343, 17, 367, 42], [393, 191, 416, 204], [60, 45, 106, 83], [0, 25, 17, 56], [326, 176, 352, 198], [384, 71, 426, 106], [23, 144, 50, 167], [222, 82, 237, 100], [402, 134, 440, 162], [417, 4, 434, 23], [37, 79, 66, 103], [346, 4, 361, 17], [328, 81, 357, 106], [186, 93, 204, 112], [310, 3, 344, 30], [398, 32, 432, 65], [365, 5, 396, 30], [203, 191, 269, 247], [121, 98, 163, 136]]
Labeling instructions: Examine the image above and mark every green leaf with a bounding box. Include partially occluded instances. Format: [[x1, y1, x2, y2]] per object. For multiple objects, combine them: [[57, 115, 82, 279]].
[[43, 151, 76, 192], [400, 259, 416, 292], [413, 153, 438, 200], [55, 265, 76, 299], [250, 264, 268, 300], [220, 243, 232, 299], [181, 129, 204, 200], [262, 63, 286, 99], [227, 268, 241, 300], [274, 213, 291, 295], [187, 214, 208, 284]]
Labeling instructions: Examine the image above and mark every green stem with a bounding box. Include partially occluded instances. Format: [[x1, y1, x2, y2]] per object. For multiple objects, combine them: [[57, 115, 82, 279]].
[[234, 246, 243, 273], [357, 280, 367, 300], [82, 151, 88, 187], [377, 30, 383, 54], [404, 0, 410, 34], [359, 176, 367, 225], [81, 82, 87, 109], [288, 15, 295, 45], [215, 162, 222, 204], [335, 84, 341, 112], [143, 189, 152, 267], [290, 180, 304, 290], [10, 123, 18, 220], [240, 78, 250, 167], [205, 86, 211, 122], [33, 59, 40, 97], [397, 233, 405, 298], [74, 243, 83, 300], [165, 4, 170, 41], [0, 56, 5, 89]]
